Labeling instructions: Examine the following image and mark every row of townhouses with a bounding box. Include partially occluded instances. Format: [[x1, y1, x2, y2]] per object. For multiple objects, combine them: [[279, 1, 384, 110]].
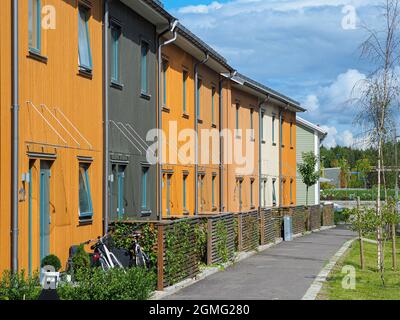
[[0, 0, 326, 274]]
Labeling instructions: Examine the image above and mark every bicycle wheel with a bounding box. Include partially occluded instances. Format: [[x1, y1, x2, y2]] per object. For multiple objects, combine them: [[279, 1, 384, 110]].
[[99, 257, 110, 271]]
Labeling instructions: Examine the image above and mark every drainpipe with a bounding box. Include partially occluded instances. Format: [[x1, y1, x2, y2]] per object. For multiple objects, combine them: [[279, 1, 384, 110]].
[[157, 20, 178, 221], [11, 0, 19, 273], [103, 0, 109, 234], [258, 95, 269, 209], [218, 71, 236, 213], [194, 52, 209, 215]]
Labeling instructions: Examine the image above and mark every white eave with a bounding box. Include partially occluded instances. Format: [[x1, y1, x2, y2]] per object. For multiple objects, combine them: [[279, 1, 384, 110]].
[[296, 116, 327, 137]]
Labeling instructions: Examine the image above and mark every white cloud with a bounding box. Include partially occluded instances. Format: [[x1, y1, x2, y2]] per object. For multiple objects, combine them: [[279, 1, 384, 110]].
[[179, 1, 223, 14], [321, 126, 354, 148], [303, 94, 320, 112]]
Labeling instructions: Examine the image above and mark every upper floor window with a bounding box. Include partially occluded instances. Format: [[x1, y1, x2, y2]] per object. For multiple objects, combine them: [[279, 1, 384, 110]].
[[280, 114, 284, 147], [290, 122, 293, 147], [272, 114, 276, 145], [78, 5, 92, 71], [141, 41, 149, 94], [211, 87, 216, 125], [236, 103, 239, 131], [250, 109, 254, 140], [28, 0, 41, 53], [162, 60, 168, 106], [79, 163, 93, 218], [197, 79, 202, 119], [183, 70, 188, 113], [111, 25, 121, 83]]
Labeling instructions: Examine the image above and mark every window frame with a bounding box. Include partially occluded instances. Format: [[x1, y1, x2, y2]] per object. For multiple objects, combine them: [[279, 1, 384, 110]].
[[250, 178, 254, 208], [272, 114, 276, 145], [28, 0, 41, 54], [78, 163, 93, 219], [162, 60, 168, 106], [183, 70, 188, 113], [183, 174, 188, 211], [211, 86, 216, 125], [197, 78, 202, 119], [110, 23, 121, 84], [141, 166, 149, 211], [212, 174, 216, 209], [78, 4, 93, 72], [272, 178, 277, 206], [141, 40, 149, 95]]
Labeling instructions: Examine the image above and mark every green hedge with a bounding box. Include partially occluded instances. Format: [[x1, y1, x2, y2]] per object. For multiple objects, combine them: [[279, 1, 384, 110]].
[[321, 188, 396, 201], [58, 267, 155, 300]]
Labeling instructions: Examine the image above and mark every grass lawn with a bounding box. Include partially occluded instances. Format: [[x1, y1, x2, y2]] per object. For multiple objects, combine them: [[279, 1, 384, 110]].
[[319, 238, 400, 300]]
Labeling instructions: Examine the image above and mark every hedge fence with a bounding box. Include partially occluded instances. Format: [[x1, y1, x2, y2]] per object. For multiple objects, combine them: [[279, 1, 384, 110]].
[[120, 204, 336, 290]]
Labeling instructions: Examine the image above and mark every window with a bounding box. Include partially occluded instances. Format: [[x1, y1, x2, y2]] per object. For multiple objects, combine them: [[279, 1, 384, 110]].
[[263, 180, 267, 207], [250, 109, 254, 140], [78, 5, 92, 71], [250, 179, 254, 207], [212, 174, 216, 208], [272, 115, 276, 145], [183, 71, 188, 113], [272, 179, 277, 206], [290, 178, 293, 204], [162, 60, 168, 106], [79, 163, 93, 218], [141, 42, 149, 94], [212, 87, 216, 124], [236, 103, 239, 131], [280, 114, 283, 146], [183, 174, 188, 211], [198, 174, 205, 211], [141, 167, 149, 210], [111, 25, 121, 83], [290, 122, 293, 147], [260, 111, 265, 142], [197, 79, 202, 118], [28, 0, 41, 53]]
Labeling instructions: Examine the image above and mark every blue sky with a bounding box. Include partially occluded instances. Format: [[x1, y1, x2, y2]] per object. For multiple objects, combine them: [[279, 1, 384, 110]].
[[162, 0, 382, 148]]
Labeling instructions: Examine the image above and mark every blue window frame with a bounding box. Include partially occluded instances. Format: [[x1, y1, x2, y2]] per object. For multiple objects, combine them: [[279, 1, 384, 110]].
[[28, 0, 41, 53], [272, 114, 276, 144], [183, 71, 188, 113], [142, 167, 149, 210], [78, 5, 92, 71], [79, 163, 93, 218], [250, 179, 254, 207], [236, 103, 239, 131], [111, 25, 121, 83], [212, 174, 216, 208], [212, 87, 216, 124], [197, 79, 202, 118], [183, 174, 188, 210], [280, 114, 283, 146], [162, 60, 168, 106], [141, 41, 149, 94], [272, 179, 277, 206]]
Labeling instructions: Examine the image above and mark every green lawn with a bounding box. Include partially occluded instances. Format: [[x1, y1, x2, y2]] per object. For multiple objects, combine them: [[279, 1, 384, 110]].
[[320, 239, 400, 300]]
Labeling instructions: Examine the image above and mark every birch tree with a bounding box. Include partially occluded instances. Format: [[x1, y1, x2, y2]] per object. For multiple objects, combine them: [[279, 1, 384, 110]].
[[355, 0, 400, 277]]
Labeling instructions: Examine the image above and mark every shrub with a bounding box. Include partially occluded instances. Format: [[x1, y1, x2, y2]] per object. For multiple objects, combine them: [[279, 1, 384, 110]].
[[58, 267, 156, 300], [41, 254, 62, 271], [71, 245, 91, 272], [0, 270, 41, 300]]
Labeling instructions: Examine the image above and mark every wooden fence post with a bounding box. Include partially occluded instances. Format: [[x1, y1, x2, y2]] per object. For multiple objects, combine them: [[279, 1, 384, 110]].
[[157, 224, 164, 291]]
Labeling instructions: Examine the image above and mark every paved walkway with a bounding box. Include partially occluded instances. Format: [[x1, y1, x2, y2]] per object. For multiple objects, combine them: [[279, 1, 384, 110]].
[[164, 226, 355, 300]]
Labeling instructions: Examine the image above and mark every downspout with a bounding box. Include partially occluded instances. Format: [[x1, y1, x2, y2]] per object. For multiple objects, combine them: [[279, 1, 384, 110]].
[[194, 52, 209, 215], [103, 0, 109, 234], [258, 95, 269, 209], [157, 20, 178, 221], [218, 71, 236, 212], [12, 0, 19, 273]]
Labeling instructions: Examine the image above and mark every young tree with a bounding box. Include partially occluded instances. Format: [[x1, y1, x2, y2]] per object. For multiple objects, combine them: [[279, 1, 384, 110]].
[[298, 152, 320, 207], [354, 0, 400, 275], [356, 158, 372, 188]]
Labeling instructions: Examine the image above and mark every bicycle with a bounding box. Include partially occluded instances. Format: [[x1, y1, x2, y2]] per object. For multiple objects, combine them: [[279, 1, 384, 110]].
[[129, 231, 151, 269]]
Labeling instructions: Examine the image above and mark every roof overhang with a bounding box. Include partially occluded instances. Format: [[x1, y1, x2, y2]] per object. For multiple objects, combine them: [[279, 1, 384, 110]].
[[296, 116, 327, 137], [162, 24, 233, 74], [121, 0, 173, 30]]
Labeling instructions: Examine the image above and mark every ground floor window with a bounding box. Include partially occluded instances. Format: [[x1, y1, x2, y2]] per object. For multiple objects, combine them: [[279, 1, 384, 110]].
[[79, 163, 93, 218]]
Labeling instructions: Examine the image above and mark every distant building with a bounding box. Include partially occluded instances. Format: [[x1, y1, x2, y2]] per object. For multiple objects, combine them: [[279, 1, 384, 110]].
[[296, 117, 327, 205], [322, 167, 341, 188]]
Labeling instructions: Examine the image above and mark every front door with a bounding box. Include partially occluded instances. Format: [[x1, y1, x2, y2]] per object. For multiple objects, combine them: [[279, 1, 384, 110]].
[[39, 162, 51, 262]]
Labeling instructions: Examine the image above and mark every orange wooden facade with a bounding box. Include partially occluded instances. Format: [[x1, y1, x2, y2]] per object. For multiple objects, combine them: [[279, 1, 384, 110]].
[[280, 109, 297, 206], [1, 0, 104, 273], [0, 0, 12, 273], [224, 83, 260, 213]]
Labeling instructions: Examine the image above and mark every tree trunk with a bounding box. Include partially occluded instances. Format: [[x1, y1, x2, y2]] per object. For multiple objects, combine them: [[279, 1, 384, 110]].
[[306, 186, 309, 207], [377, 136, 385, 285], [357, 197, 365, 270], [392, 223, 397, 271]]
